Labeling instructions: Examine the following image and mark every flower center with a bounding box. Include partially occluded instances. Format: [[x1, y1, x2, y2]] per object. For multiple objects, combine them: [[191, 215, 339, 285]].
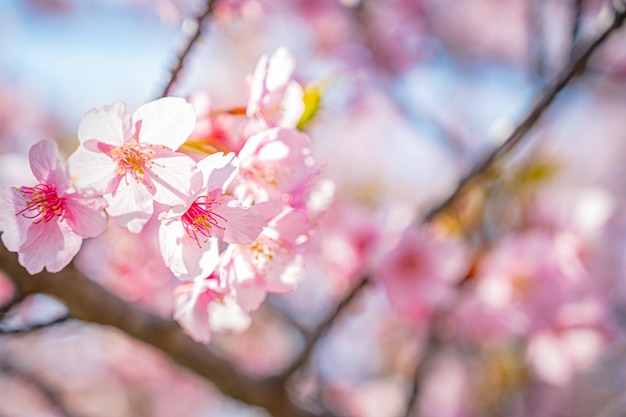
[[182, 196, 227, 246], [111, 142, 155, 181], [16, 183, 66, 224]]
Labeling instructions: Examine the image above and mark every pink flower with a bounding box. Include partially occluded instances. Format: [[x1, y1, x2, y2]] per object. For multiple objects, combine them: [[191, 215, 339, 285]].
[[235, 127, 316, 204], [158, 152, 266, 281], [473, 231, 589, 334], [173, 275, 251, 344], [220, 201, 311, 310], [374, 227, 469, 322], [0, 139, 107, 274], [246, 47, 305, 129], [68, 97, 197, 233]]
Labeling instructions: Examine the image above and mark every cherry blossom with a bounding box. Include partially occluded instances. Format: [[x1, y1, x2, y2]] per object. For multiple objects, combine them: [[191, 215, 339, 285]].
[[220, 201, 310, 310], [472, 230, 590, 335], [68, 97, 197, 233], [374, 226, 469, 322], [0, 139, 107, 274], [158, 152, 266, 281], [246, 47, 305, 129], [235, 127, 317, 205], [174, 275, 251, 344]]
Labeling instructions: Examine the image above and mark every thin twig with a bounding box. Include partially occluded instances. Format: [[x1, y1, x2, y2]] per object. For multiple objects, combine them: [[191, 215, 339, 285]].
[[159, 0, 218, 98], [572, 0, 585, 47], [529, 0, 548, 78], [278, 276, 371, 381], [402, 326, 442, 417], [0, 315, 70, 335], [423, 0, 626, 223], [0, 360, 85, 417], [265, 295, 311, 336]]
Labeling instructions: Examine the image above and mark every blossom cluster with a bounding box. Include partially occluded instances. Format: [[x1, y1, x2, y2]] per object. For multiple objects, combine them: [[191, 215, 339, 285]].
[[0, 48, 322, 343]]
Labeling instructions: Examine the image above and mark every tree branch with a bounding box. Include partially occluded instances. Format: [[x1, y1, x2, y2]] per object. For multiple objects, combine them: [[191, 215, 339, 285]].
[[0, 290, 27, 320], [0, 315, 70, 335], [529, 0, 548, 78], [572, 0, 585, 47], [278, 276, 370, 381], [423, 0, 626, 223], [0, 246, 333, 417], [159, 0, 218, 98]]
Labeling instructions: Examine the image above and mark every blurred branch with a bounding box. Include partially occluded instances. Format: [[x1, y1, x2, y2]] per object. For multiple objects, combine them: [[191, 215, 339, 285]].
[[0, 291, 27, 319], [0, 246, 334, 417], [278, 276, 370, 381], [572, 0, 584, 46], [402, 327, 442, 417], [423, 0, 626, 223], [529, 0, 548, 78], [159, 0, 217, 97], [0, 315, 70, 335], [264, 295, 311, 336], [0, 360, 84, 417]]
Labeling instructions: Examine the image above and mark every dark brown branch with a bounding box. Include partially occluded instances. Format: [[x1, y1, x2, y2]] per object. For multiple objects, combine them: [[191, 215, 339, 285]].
[[278, 276, 370, 381], [159, 0, 217, 98], [0, 360, 85, 417], [0, 247, 332, 417], [0, 315, 70, 335], [423, 0, 626, 223]]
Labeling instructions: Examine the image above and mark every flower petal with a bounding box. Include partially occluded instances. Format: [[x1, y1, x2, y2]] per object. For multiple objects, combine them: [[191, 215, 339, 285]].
[[213, 196, 266, 244], [159, 216, 219, 280], [0, 187, 31, 251], [197, 152, 239, 192], [64, 195, 108, 238], [18, 221, 82, 274], [105, 180, 154, 233], [28, 139, 65, 186], [78, 100, 129, 145], [67, 143, 116, 194], [150, 149, 197, 206], [133, 97, 196, 149]]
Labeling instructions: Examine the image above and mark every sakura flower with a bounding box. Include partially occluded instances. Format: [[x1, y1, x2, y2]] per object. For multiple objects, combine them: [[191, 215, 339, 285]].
[[159, 152, 266, 281], [0, 139, 107, 274], [472, 230, 590, 335], [374, 226, 469, 322], [246, 47, 305, 129], [235, 127, 316, 204], [174, 275, 251, 344], [220, 201, 310, 311], [68, 97, 197, 233]]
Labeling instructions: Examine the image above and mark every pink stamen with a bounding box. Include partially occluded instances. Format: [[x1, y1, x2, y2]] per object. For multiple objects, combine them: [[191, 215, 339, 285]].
[[16, 183, 66, 224], [182, 196, 227, 246]]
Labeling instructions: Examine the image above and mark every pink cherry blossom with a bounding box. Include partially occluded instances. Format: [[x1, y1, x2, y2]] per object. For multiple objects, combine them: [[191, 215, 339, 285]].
[[173, 275, 251, 344], [235, 127, 317, 205], [0, 139, 107, 274], [158, 152, 266, 281], [220, 201, 310, 311], [471, 230, 590, 335], [526, 327, 605, 386], [68, 97, 197, 233], [246, 47, 305, 129], [374, 226, 469, 322]]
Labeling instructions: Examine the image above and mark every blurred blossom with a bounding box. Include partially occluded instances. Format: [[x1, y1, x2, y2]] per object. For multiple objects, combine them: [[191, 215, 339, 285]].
[[76, 217, 178, 315], [374, 226, 469, 323]]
